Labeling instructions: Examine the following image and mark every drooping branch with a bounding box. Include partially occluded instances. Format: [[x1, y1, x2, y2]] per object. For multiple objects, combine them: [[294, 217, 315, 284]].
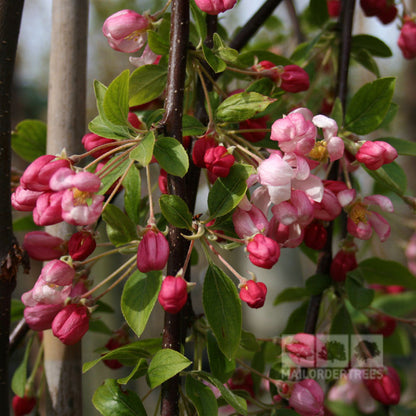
[[0, 0, 25, 412], [303, 0, 355, 334], [229, 0, 284, 51]]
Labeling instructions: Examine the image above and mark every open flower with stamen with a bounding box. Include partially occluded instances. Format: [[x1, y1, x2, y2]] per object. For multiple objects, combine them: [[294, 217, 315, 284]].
[[338, 190, 393, 242]]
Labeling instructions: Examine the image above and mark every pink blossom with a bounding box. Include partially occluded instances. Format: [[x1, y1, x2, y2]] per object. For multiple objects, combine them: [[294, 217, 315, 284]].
[[11, 186, 43, 211], [246, 234, 280, 269], [312, 187, 342, 221], [355, 140, 398, 170], [129, 44, 161, 67], [20, 154, 71, 192], [340, 190, 393, 242], [194, 0, 237, 15], [137, 229, 169, 272], [239, 280, 267, 308], [398, 18, 416, 59], [192, 134, 217, 168], [204, 146, 235, 179], [102, 9, 149, 53], [32, 191, 64, 226], [232, 204, 269, 238], [271, 190, 314, 227], [52, 304, 90, 345], [289, 379, 324, 416], [23, 303, 64, 331], [40, 259, 75, 286], [31, 278, 72, 305], [280, 65, 310, 93], [282, 333, 327, 368], [158, 275, 188, 314], [23, 231, 66, 261], [68, 230, 96, 261], [271, 109, 317, 155], [268, 216, 304, 248]]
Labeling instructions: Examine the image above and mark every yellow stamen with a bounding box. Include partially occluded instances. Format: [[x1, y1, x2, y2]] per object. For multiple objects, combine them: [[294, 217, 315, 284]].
[[308, 141, 328, 161], [350, 202, 368, 224], [72, 188, 91, 206]]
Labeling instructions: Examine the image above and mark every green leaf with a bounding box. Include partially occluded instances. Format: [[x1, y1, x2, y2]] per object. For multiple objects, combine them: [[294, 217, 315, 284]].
[[129, 131, 155, 166], [92, 379, 147, 416], [352, 49, 380, 77], [330, 304, 354, 335], [203, 43, 227, 73], [102, 204, 138, 246], [11, 336, 33, 396], [147, 349, 191, 388], [103, 70, 130, 127], [123, 164, 142, 225], [330, 98, 343, 127], [246, 78, 275, 96], [153, 136, 189, 177], [344, 77, 396, 134], [364, 162, 407, 195], [282, 301, 308, 333], [11, 119, 46, 162], [372, 292, 416, 317], [207, 331, 235, 382], [11, 299, 25, 322], [240, 330, 260, 352], [147, 30, 169, 55], [182, 114, 206, 136], [83, 339, 161, 373], [98, 157, 132, 196], [193, 371, 248, 415], [89, 320, 113, 335], [185, 375, 219, 416], [208, 164, 252, 218], [12, 215, 40, 232], [203, 264, 241, 359], [190, 0, 207, 44], [121, 271, 162, 338], [351, 35, 392, 57], [345, 277, 375, 309], [159, 194, 193, 230], [384, 327, 411, 356], [216, 92, 275, 123], [305, 274, 332, 296], [274, 287, 308, 305], [213, 33, 238, 62], [381, 137, 416, 156], [349, 258, 416, 290], [89, 115, 131, 140], [117, 359, 148, 385], [129, 65, 168, 107], [308, 0, 329, 26]]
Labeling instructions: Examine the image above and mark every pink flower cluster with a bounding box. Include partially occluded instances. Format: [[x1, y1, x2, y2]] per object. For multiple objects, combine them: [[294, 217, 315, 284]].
[[12, 155, 104, 227]]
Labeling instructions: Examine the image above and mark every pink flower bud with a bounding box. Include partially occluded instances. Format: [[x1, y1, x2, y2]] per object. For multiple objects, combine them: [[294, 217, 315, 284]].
[[32, 191, 64, 226], [252, 61, 280, 81], [102, 9, 150, 53], [192, 135, 217, 168], [327, 0, 341, 17], [330, 244, 358, 282], [23, 303, 63, 331], [377, 4, 397, 24], [364, 366, 401, 406], [303, 221, 327, 251], [128, 112, 143, 129], [11, 186, 42, 211], [20, 154, 71, 192], [23, 231, 66, 261], [82, 133, 117, 159], [369, 313, 397, 337], [204, 146, 235, 179], [360, 0, 384, 17], [137, 229, 169, 273], [12, 395, 37, 416], [282, 333, 327, 368], [239, 115, 269, 143], [232, 205, 269, 238], [40, 259, 75, 286], [52, 304, 90, 345], [239, 280, 267, 308], [398, 18, 416, 59], [355, 140, 397, 170], [194, 0, 237, 15], [227, 369, 255, 398], [68, 230, 96, 261], [280, 65, 310, 93], [158, 275, 188, 314], [158, 169, 168, 194], [289, 379, 325, 416], [246, 234, 280, 269]]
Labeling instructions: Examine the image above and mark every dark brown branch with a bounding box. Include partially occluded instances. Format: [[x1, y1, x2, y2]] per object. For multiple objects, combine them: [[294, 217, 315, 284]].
[[9, 318, 29, 355], [229, 0, 284, 51], [0, 0, 25, 411], [304, 0, 355, 334]]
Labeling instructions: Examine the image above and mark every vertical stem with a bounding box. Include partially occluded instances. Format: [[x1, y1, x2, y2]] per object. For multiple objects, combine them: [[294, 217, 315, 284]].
[[160, 1, 189, 415], [0, 1, 25, 411], [304, 0, 355, 334], [43, 1, 88, 415]]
